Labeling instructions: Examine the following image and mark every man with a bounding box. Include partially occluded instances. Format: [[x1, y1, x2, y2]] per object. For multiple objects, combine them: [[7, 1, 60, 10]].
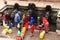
[[14, 11, 20, 28]]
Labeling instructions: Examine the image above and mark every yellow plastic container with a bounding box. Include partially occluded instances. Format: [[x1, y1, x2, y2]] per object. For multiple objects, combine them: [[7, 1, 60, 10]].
[[21, 27, 26, 31], [2, 29, 8, 35], [21, 27, 26, 35], [21, 31, 26, 35], [8, 29, 12, 34], [39, 31, 45, 40], [3, 24, 8, 29]]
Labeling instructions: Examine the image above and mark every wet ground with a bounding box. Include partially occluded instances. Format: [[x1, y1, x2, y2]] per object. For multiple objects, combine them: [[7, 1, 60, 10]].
[[0, 26, 60, 40]]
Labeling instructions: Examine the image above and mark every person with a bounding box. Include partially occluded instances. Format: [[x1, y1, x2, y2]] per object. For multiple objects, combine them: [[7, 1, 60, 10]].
[[30, 24, 35, 37], [37, 23, 44, 33], [14, 11, 20, 28], [23, 14, 29, 30], [5, 13, 11, 25], [2, 14, 6, 26], [42, 16, 49, 33], [37, 24, 41, 33], [11, 13, 15, 26]]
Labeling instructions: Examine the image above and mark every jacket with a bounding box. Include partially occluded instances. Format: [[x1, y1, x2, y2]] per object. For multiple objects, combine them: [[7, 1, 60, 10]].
[[14, 11, 20, 23]]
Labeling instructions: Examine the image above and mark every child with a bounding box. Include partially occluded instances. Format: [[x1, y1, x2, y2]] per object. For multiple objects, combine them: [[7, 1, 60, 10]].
[[42, 16, 49, 33], [37, 23, 43, 33], [30, 24, 35, 37], [37, 24, 41, 33]]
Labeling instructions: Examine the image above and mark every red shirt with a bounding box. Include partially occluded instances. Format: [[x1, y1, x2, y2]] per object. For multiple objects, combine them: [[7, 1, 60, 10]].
[[2, 16, 6, 21], [23, 15, 28, 24], [42, 17, 48, 24], [42, 17, 49, 26], [30, 24, 35, 33]]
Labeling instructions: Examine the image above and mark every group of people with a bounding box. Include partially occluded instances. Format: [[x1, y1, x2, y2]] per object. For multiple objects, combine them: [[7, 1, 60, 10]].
[[1, 11, 49, 37], [2, 13, 12, 28], [1, 11, 20, 28]]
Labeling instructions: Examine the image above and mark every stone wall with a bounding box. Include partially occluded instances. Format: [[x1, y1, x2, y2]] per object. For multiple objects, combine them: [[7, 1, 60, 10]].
[[20, 0, 60, 2]]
